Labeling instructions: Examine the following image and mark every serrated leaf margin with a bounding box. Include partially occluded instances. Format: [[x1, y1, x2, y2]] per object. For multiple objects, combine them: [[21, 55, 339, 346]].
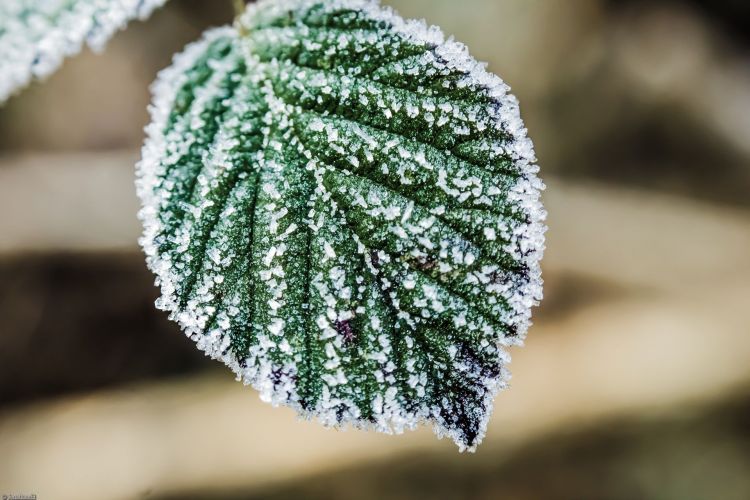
[[136, 0, 546, 451]]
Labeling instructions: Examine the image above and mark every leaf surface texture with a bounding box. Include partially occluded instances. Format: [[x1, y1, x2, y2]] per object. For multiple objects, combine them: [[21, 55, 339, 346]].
[[137, 0, 546, 451]]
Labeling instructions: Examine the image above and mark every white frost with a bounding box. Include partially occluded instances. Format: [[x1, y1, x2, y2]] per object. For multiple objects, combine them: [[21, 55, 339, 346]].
[[0, 0, 168, 103], [138, 0, 546, 454]]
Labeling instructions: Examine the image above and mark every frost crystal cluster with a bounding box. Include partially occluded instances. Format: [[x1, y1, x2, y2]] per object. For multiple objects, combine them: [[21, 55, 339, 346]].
[[137, 0, 545, 451], [0, 0, 167, 102]]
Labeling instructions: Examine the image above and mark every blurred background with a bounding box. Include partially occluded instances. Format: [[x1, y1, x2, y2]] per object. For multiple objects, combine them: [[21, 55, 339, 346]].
[[1, 0, 749, 498]]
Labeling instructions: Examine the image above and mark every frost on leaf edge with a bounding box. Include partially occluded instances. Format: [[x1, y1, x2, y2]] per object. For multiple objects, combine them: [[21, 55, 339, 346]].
[[0, 0, 168, 103], [137, 0, 546, 452]]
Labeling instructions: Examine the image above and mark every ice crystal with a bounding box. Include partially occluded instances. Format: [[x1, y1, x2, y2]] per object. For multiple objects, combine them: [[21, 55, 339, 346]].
[[0, 0, 168, 103], [137, 0, 546, 451]]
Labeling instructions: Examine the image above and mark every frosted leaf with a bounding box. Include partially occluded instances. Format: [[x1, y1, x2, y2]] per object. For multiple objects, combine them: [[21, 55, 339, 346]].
[[0, 0, 168, 103], [137, 0, 546, 452]]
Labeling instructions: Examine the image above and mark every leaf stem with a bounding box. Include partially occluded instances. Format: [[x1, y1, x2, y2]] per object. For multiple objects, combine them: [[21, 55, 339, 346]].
[[233, 0, 246, 18]]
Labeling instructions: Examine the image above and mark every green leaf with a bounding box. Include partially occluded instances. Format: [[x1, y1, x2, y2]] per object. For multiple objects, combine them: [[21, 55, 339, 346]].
[[137, 0, 545, 451], [0, 0, 168, 102]]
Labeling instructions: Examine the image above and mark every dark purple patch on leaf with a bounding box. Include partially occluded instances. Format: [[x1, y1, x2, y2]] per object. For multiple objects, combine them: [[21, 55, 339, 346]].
[[335, 319, 356, 344]]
